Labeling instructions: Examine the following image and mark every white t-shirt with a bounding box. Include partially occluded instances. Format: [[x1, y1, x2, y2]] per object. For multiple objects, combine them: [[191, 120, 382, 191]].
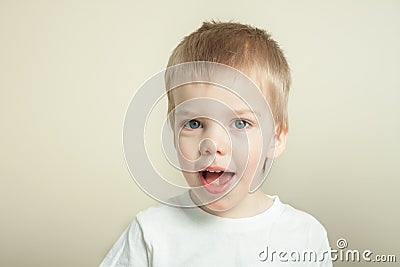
[[100, 193, 332, 267]]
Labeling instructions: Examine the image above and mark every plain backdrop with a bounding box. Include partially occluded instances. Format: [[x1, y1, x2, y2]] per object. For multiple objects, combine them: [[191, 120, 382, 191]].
[[1, 1, 399, 266]]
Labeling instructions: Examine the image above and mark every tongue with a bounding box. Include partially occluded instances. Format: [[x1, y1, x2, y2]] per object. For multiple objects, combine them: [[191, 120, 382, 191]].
[[205, 172, 222, 184], [204, 172, 234, 185]]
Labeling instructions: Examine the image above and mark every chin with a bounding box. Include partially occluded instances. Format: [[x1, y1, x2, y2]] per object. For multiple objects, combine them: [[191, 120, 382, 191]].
[[203, 196, 237, 213]]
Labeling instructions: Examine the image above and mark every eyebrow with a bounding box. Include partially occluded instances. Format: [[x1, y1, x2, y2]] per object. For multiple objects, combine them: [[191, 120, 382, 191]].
[[175, 109, 260, 117], [233, 109, 261, 118], [174, 110, 196, 116]]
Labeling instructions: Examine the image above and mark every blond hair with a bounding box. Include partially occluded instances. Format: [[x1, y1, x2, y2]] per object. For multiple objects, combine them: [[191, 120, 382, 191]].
[[167, 20, 291, 135]]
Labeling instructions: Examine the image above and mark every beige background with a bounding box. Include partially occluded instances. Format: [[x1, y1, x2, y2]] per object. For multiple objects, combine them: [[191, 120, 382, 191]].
[[1, 1, 399, 266]]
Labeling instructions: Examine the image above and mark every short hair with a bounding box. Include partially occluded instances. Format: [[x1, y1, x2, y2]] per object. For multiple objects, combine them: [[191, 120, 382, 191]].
[[166, 20, 291, 135]]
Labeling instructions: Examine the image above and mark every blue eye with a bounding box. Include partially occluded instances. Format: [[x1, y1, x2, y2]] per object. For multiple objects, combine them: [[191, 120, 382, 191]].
[[185, 119, 202, 129], [232, 119, 250, 129]]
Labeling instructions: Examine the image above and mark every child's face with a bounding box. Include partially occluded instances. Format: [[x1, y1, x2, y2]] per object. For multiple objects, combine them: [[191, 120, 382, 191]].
[[171, 83, 275, 213]]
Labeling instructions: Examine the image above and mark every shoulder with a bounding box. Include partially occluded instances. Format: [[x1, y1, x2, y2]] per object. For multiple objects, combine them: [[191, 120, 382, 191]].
[[272, 196, 329, 247], [283, 202, 326, 233], [131, 201, 201, 251], [134, 201, 196, 237], [135, 191, 199, 230], [136, 202, 185, 225]]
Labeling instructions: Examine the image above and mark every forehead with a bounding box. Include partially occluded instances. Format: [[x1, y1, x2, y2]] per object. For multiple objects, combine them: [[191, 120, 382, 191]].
[[172, 83, 250, 109]]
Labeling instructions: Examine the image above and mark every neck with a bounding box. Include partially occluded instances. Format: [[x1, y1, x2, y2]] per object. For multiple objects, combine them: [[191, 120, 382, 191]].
[[192, 189, 274, 219]]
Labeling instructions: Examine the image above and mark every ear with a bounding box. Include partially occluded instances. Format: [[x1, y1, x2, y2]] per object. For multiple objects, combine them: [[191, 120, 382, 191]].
[[273, 126, 288, 158]]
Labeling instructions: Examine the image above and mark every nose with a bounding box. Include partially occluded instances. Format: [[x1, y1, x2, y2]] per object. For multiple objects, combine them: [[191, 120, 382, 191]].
[[199, 138, 217, 155], [199, 124, 229, 156]]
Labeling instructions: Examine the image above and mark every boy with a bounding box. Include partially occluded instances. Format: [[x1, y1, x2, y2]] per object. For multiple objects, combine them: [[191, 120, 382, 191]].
[[101, 21, 332, 266]]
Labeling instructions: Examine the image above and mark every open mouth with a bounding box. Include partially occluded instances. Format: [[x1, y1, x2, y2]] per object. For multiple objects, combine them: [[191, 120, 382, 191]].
[[199, 169, 236, 194]]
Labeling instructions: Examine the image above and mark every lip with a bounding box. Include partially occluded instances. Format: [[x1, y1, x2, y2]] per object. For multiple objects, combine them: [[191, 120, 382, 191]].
[[199, 166, 236, 194], [200, 165, 234, 173]]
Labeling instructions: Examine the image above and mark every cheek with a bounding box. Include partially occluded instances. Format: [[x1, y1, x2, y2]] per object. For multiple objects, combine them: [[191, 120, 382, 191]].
[[177, 135, 200, 160], [241, 133, 264, 176], [181, 171, 199, 187], [248, 131, 263, 158]]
